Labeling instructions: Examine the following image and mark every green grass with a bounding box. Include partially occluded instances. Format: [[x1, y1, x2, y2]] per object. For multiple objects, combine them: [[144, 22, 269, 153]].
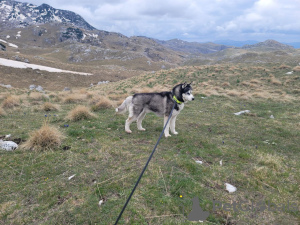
[[1, 68, 300, 224]]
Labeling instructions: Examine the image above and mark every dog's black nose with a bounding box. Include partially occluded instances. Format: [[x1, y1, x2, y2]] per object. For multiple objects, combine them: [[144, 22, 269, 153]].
[[192, 98, 195, 101]]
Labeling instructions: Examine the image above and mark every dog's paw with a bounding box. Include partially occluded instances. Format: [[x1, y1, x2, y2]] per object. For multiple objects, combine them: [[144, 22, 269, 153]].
[[164, 134, 172, 138], [138, 128, 146, 131], [126, 130, 132, 134], [173, 131, 178, 135]]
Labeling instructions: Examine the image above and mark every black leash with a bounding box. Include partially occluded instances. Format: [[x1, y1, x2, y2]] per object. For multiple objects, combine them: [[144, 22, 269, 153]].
[[114, 102, 176, 225]]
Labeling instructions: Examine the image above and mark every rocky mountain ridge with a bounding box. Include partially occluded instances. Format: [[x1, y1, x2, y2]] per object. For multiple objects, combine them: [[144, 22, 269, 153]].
[[0, 0, 95, 30]]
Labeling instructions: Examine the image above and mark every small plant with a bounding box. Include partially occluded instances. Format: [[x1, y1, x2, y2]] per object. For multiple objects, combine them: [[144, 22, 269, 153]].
[[292, 66, 300, 72], [63, 94, 86, 104], [91, 97, 112, 111], [1, 95, 20, 109], [41, 102, 60, 112], [29, 92, 48, 101], [66, 105, 95, 121], [0, 107, 6, 117], [22, 120, 64, 151]]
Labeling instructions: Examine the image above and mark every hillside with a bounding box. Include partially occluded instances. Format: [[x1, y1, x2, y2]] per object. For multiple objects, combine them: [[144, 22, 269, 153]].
[[0, 63, 299, 224]]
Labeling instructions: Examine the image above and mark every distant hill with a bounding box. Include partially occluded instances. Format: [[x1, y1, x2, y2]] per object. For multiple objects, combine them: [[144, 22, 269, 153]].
[[214, 40, 259, 47], [215, 39, 300, 49], [153, 38, 230, 54], [242, 39, 294, 51]]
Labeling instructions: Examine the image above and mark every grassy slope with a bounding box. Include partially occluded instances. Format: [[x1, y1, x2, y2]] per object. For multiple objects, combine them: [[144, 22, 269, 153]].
[[0, 64, 299, 224]]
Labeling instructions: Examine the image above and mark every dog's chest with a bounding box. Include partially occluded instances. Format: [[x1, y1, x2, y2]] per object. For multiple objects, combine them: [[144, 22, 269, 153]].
[[173, 103, 184, 116]]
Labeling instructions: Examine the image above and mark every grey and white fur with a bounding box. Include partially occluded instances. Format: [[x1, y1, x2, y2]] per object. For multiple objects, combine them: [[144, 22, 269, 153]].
[[116, 83, 194, 137]]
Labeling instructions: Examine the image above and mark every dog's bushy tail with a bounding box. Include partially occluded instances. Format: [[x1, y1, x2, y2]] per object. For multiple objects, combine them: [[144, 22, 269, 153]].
[[115, 96, 132, 114]]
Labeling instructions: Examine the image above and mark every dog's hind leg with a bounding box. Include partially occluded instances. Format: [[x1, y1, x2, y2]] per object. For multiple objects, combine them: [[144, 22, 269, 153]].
[[170, 115, 178, 135], [137, 110, 146, 131], [125, 105, 136, 133], [164, 116, 171, 137]]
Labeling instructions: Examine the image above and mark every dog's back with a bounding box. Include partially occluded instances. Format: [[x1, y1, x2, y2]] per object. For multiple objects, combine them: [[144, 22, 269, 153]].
[[131, 92, 173, 116]]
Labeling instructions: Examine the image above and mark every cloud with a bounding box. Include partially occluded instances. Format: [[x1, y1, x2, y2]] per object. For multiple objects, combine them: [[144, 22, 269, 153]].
[[219, 0, 300, 34], [15, 0, 300, 42]]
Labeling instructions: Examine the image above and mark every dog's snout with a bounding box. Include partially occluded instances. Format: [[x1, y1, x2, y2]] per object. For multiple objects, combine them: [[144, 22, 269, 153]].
[[192, 97, 195, 101]]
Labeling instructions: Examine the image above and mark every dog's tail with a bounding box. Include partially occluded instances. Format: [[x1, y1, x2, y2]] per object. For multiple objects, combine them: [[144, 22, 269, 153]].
[[115, 96, 133, 114]]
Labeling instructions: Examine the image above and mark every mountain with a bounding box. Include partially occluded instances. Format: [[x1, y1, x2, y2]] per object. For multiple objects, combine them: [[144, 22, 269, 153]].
[[154, 38, 230, 54], [0, 0, 95, 30], [242, 39, 294, 51], [214, 40, 259, 47]]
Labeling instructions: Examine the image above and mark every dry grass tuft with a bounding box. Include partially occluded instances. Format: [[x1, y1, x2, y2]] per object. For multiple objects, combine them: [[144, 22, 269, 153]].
[[252, 90, 272, 99], [22, 122, 64, 151], [0, 107, 6, 117], [1, 95, 20, 109], [241, 81, 250, 86], [29, 92, 48, 101], [278, 64, 291, 69], [292, 66, 300, 72], [202, 89, 221, 96], [91, 97, 113, 111], [226, 90, 241, 97], [41, 102, 60, 112], [66, 105, 95, 121], [108, 93, 129, 101], [63, 94, 87, 104], [222, 82, 231, 87], [257, 152, 283, 170], [250, 79, 262, 84], [270, 77, 282, 85], [131, 87, 153, 94]]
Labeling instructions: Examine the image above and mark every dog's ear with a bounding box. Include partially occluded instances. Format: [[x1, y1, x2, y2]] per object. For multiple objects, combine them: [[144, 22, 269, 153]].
[[182, 82, 187, 89], [188, 81, 193, 85]]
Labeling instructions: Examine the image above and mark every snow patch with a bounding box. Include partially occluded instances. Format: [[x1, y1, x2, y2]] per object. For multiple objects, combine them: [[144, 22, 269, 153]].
[[8, 43, 18, 48], [0, 58, 93, 75]]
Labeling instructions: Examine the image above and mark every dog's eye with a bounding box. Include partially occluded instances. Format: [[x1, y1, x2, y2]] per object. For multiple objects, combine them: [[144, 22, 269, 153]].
[[187, 93, 190, 95]]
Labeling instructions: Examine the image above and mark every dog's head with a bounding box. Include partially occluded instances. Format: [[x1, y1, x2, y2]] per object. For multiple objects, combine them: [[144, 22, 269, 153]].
[[173, 82, 195, 103]]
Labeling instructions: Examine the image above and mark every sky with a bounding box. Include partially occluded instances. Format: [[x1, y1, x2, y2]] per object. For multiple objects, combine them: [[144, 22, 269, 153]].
[[16, 0, 300, 43]]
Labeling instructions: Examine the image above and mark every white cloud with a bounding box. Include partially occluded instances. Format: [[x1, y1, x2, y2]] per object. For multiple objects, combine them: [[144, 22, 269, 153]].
[[14, 0, 300, 42]]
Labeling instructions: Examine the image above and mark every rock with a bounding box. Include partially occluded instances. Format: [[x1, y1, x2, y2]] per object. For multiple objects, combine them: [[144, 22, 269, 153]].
[[234, 110, 250, 115], [63, 87, 71, 91], [225, 183, 237, 193], [29, 85, 44, 92], [0, 84, 12, 88], [0, 140, 18, 151], [68, 174, 76, 180], [29, 84, 36, 90], [35, 85, 44, 92], [0, 43, 6, 51], [97, 81, 109, 85]]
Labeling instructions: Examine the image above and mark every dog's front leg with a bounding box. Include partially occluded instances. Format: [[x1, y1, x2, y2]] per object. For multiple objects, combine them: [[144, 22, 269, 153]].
[[170, 115, 178, 135], [137, 110, 146, 131], [164, 116, 171, 137]]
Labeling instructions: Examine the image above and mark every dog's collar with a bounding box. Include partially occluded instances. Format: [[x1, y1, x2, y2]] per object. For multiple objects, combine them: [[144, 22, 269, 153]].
[[173, 95, 183, 104]]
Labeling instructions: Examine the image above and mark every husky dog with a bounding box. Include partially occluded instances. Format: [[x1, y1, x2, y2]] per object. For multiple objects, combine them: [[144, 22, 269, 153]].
[[116, 83, 194, 137]]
